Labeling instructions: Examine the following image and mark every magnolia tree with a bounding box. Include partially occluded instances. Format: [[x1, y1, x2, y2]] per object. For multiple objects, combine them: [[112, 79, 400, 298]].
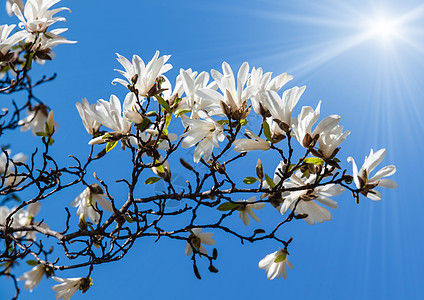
[[0, 0, 398, 299]]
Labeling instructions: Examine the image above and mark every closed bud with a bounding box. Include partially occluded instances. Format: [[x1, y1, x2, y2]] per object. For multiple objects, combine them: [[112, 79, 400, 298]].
[[180, 158, 194, 171], [302, 133, 313, 148], [131, 74, 138, 84], [256, 158, 264, 180], [219, 100, 232, 118], [193, 263, 201, 280], [212, 248, 218, 260], [208, 265, 219, 273]]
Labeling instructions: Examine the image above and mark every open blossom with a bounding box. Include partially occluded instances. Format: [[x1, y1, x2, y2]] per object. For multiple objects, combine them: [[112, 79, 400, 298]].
[[197, 61, 257, 117], [318, 123, 350, 159], [112, 51, 172, 97], [177, 69, 220, 118], [0, 150, 27, 187], [181, 110, 225, 163], [348, 148, 397, 201], [0, 24, 27, 57], [247, 67, 293, 116], [52, 276, 92, 300], [237, 196, 266, 226], [265, 161, 344, 225], [233, 129, 270, 153], [185, 228, 216, 256], [262, 86, 306, 130], [18, 105, 58, 135], [280, 170, 345, 225], [12, 0, 71, 34], [76, 98, 101, 135], [87, 93, 137, 147], [259, 249, 293, 280], [6, 0, 24, 16], [71, 184, 113, 224], [14, 202, 48, 240], [29, 28, 76, 53], [18, 264, 52, 292]]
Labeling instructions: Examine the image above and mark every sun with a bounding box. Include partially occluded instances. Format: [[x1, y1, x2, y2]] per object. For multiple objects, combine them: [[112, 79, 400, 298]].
[[365, 16, 401, 41]]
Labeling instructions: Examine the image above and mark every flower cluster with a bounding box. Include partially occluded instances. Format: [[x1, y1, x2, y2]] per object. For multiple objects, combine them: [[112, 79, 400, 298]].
[[75, 49, 397, 284]]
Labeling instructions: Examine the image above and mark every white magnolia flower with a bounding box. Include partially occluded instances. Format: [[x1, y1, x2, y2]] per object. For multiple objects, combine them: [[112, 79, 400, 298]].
[[6, 0, 24, 16], [185, 228, 216, 256], [18, 264, 51, 292], [14, 202, 48, 240], [237, 196, 266, 226], [76, 98, 101, 135], [71, 184, 113, 224], [261, 86, 306, 131], [12, 0, 70, 34], [348, 148, 397, 201], [87, 93, 137, 147], [18, 105, 58, 135], [266, 162, 344, 225], [280, 170, 344, 225], [177, 69, 219, 118], [233, 129, 270, 152], [292, 102, 347, 154], [0, 24, 27, 56], [181, 110, 225, 163], [247, 67, 293, 116], [52, 276, 92, 300], [112, 51, 172, 97], [0, 206, 11, 225], [258, 249, 293, 280], [0, 150, 27, 187], [317, 123, 350, 159], [28, 28, 76, 53], [197, 61, 257, 117]]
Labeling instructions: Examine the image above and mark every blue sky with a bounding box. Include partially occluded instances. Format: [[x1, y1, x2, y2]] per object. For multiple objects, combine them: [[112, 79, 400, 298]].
[[1, 0, 423, 299]]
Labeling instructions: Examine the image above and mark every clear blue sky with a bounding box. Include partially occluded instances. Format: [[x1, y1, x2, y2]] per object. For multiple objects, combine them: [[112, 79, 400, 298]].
[[1, 0, 423, 299]]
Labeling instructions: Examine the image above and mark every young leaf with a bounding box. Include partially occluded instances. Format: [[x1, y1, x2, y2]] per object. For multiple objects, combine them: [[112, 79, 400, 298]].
[[217, 202, 240, 211], [26, 260, 38, 266], [243, 177, 258, 184], [155, 95, 172, 114], [106, 140, 118, 152], [265, 174, 275, 188], [145, 177, 161, 184], [303, 157, 324, 165], [274, 253, 287, 263], [174, 109, 191, 117], [262, 120, 272, 143]]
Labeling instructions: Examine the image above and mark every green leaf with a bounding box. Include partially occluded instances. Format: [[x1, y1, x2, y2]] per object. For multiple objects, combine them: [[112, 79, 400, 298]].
[[36, 131, 48, 137], [26, 260, 38, 266], [102, 133, 112, 139], [145, 177, 161, 184], [243, 177, 258, 184], [303, 157, 324, 165], [262, 120, 272, 143], [265, 173, 275, 188], [217, 202, 240, 211], [155, 95, 172, 114], [274, 253, 287, 263], [26, 52, 34, 70], [47, 138, 55, 146], [216, 120, 229, 126], [163, 113, 172, 135], [137, 117, 151, 132], [106, 140, 118, 152], [174, 109, 191, 117], [153, 160, 165, 174], [240, 119, 248, 126], [333, 158, 341, 163]]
